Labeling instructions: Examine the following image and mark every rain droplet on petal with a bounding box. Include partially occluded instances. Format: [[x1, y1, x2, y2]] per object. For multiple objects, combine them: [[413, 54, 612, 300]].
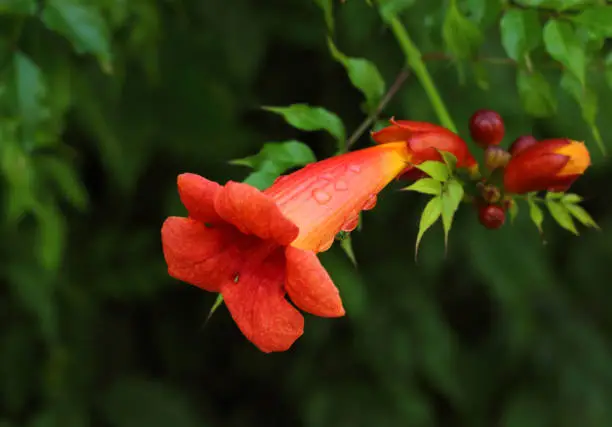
[[362, 194, 377, 211], [334, 180, 348, 191], [341, 215, 360, 232], [312, 189, 331, 204], [348, 164, 361, 173], [319, 173, 335, 181]]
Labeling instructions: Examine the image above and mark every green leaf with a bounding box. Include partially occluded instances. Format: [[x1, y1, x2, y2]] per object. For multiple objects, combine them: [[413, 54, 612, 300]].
[[560, 70, 606, 154], [466, 0, 503, 27], [32, 201, 66, 271], [415, 196, 442, 260], [569, 6, 612, 39], [36, 156, 89, 211], [340, 235, 357, 266], [438, 150, 458, 173], [205, 294, 224, 324], [14, 52, 47, 148], [545, 191, 564, 200], [379, 0, 416, 22], [565, 203, 600, 229], [263, 104, 346, 150], [231, 140, 316, 190], [230, 140, 315, 170], [562, 193, 583, 204], [442, 0, 483, 60], [415, 161, 450, 182], [0, 0, 36, 14], [543, 20, 586, 86], [546, 199, 579, 235], [509, 200, 519, 224], [500, 10, 541, 62], [327, 39, 386, 113], [441, 180, 464, 251], [402, 178, 442, 195], [527, 197, 544, 234], [313, 0, 334, 32], [42, 0, 112, 72], [517, 69, 556, 117]]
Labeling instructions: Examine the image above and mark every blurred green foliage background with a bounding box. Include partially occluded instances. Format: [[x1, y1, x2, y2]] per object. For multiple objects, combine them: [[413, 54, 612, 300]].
[[2, 0, 612, 426]]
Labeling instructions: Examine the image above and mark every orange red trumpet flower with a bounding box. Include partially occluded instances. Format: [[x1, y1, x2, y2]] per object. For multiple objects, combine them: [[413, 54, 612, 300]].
[[503, 139, 591, 194], [161, 142, 412, 352], [371, 119, 478, 179]]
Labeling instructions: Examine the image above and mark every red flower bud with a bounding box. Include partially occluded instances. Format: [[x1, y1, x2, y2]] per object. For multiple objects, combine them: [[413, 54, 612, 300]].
[[509, 135, 538, 156], [484, 146, 511, 171], [469, 109, 505, 148], [371, 118, 478, 180], [478, 205, 505, 229], [503, 139, 591, 194]]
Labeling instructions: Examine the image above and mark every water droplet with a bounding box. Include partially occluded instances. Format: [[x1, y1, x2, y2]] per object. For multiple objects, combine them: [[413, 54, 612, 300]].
[[348, 164, 361, 173], [312, 189, 331, 204], [319, 173, 334, 181], [362, 194, 377, 211], [334, 180, 348, 191], [341, 215, 360, 232]]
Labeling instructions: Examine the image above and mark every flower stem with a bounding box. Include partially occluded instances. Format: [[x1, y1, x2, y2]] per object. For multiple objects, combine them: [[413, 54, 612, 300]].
[[387, 16, 458, 134]]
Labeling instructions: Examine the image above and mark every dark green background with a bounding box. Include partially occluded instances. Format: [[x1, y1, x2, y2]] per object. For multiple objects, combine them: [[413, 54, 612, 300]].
[[2, 0, 612, 426]]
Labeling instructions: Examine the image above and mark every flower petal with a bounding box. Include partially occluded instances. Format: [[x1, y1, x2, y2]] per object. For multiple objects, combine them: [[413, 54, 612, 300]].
[[222, 249, 304, 353], [266, 142, 411, 252], [161, 217, 244, 291], [285, 247, 345, 317], [503, 153, 569, 194], [177, 173, 223, 223], [215, 181, 299, 246], [370, 124, 412, 144]]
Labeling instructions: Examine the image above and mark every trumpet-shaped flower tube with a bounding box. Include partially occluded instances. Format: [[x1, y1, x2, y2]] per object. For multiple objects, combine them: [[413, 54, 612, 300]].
[[161, 142, 412, 353], [503, 139, 590, 194], [371, 119, 478, 179]]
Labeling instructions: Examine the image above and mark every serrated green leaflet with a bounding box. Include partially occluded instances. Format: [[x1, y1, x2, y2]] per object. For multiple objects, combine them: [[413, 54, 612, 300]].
[[415, 161, 450, 182], [442, 0, 482, 60], [415, 196, 442, 261], [569, 6, 612, 39], [14, 52, 47, 148], [437, 150, 458, 173], [566, 203, 600, 229], [42, 0, 113, 72], [517, 68, 556, 117], [562, 193, 583, 204], [263, 104, 346, 152], [527, 197, 544, 234], [441, 180, 464, 252], [560, 70, 606, 154], [546, 199, 579, 235], [500, 9, 541, 62], [327, 39, 386, 114], [543, 20, 586, 86], [402, 178, 442, 195]]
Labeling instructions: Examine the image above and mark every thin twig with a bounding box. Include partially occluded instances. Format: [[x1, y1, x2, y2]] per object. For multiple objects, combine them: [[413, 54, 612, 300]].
[[345, 68, 411, 150]]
